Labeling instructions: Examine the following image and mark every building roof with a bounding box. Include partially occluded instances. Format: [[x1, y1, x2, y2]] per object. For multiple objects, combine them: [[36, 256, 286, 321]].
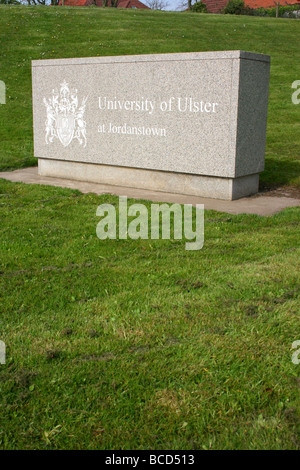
[[245, 0, 300, 7], [203, 0, 300, 12], [58, 0, 150, 7], [59, 0, 87, 4]]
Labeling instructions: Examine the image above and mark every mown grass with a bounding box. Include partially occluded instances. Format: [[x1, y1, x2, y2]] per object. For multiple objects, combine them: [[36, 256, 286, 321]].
[[0, 180, 299, 450], [0, 6, 300, 187], [0, 6, 299, 450]]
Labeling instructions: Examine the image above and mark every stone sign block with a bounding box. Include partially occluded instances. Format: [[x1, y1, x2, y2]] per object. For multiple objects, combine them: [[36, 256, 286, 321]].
[[32, 51, 270, 200]]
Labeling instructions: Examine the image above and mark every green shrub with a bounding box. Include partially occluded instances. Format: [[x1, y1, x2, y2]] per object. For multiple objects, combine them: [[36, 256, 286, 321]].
[[191, 1, 208, 12], [223, 0, 245, 15], [232, 4, 300, 17]]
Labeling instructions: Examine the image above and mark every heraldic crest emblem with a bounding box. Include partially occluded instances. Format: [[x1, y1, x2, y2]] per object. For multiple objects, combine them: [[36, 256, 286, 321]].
[[43, 80, 88, 148]]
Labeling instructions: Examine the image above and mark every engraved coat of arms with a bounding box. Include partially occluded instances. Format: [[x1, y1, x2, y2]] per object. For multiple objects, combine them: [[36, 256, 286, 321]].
[[43, 80, 88, 148]]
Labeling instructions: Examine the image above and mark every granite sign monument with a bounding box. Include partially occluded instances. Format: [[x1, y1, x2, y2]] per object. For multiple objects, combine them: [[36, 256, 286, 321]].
[[32, 51, 270, 200]]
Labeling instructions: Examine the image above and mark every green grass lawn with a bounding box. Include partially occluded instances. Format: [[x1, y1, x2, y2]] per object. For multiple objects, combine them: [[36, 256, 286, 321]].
[[0, 182, 299, 450], [0, 6, 299, 450]]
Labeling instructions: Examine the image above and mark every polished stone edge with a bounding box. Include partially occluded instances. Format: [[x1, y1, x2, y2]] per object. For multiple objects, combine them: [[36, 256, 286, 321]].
[[38, 159, 259, 201], [32, 50, 270, 68]]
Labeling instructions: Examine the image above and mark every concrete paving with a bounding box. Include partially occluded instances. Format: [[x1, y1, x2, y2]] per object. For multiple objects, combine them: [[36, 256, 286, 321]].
[[0, 166, 299, 216]]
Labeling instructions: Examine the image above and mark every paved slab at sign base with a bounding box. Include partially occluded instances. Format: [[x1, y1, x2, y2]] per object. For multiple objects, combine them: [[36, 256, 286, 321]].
[[0, 167, 299, 217]]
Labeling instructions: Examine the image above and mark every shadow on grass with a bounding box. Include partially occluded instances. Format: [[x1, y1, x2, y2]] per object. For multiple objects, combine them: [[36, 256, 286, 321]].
[[0, 157, 37, 173], [260, 157, 300, 190]]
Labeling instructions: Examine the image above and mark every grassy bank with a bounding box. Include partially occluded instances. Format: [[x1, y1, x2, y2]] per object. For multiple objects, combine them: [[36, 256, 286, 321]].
[[0, 6, 299, 187]]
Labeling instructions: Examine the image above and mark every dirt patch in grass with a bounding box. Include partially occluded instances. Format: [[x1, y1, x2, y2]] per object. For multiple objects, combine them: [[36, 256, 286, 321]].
[[258, 185, 300, 199]]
